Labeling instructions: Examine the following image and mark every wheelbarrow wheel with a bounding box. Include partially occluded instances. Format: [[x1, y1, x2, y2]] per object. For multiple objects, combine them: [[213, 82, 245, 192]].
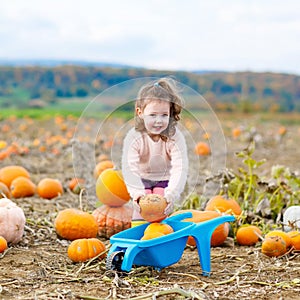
[[106, 251, 125, 271]]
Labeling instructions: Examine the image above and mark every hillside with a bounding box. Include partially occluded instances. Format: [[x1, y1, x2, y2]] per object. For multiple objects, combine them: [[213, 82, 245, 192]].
[[0, 63, 299, 112]]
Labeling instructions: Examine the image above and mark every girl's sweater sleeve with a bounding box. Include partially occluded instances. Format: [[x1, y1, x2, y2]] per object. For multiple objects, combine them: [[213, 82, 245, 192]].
[[121, 129, 146, 201], [164, 129, 188, 204]]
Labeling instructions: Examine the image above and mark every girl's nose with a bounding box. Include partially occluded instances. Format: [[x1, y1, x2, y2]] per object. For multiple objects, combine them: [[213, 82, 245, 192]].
[[154, 115, 164, 123]]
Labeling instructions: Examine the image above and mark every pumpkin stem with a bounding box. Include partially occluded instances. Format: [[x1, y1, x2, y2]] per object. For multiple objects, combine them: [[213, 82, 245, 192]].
[[79, 188, 86, 211]]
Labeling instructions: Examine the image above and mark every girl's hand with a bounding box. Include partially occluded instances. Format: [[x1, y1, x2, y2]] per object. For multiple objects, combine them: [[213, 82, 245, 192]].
[[132, 197, 142, 213], [164, 199, 174, 215]]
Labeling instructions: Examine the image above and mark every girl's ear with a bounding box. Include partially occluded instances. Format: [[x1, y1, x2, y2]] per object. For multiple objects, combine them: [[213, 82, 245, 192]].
[[136, 107, 143, 118]]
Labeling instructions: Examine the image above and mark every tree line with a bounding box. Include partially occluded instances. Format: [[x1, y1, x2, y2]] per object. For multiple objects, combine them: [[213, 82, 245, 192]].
[[0, 65, 299, 112]]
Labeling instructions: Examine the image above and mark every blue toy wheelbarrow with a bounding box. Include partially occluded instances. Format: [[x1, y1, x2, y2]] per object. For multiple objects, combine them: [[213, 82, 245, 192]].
[[106, 212, 235, 276]]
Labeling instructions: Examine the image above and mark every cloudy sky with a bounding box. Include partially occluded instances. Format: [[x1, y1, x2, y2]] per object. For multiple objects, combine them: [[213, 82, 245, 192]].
[[0, 0, 299, 74]]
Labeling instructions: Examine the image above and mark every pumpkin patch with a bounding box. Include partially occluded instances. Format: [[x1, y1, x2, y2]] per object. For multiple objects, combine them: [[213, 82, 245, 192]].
[[1, 109, 300, 298]]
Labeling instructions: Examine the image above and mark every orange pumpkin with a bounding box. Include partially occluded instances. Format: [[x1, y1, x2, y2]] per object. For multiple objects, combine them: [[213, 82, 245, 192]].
[[93, 160, 114, 179], [54, 208, 98, 240], [287, 231, 300, 250], [0, 150, 9, 161], [171, 209, 229, 247], [139, 194, 167, 223], [0, 236, 8, 253], [92, 204, 133, 239], [141, 231, 165, 240], [37, 178, 64, 199], [232, 127, 242, 139], [68, 178, 85, 194], [261, 236, 287, 257], [205, 195, 242, 216], [10, 177, 36, 198], [265, 230, 292, 249], [0, 140, 7, 149], [95, 169, 130, 207], [0, 182, 11, 198], [194, 142, 211, 156], [67, 238, 106, 262], [236, 225, 262, 246], [144, 222, 174, 235], [0, 165, 30, 188], [141, 222, 174, 240]]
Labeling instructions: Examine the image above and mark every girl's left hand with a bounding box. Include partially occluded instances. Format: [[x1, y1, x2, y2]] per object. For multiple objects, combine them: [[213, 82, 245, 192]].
[[164, 200, 174, 215]]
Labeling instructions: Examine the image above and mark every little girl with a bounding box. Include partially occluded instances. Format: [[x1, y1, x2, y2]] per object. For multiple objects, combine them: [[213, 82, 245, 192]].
[[122, 78, 188, 227]]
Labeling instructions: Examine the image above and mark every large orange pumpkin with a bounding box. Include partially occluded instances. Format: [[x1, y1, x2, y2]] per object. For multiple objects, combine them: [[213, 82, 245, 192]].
[[205, 195, 242, 216], [0, 165, 30, 188], [171, 209, 229, 247], [67, 238, 106, 262], [95, 169, 130, 207], [54, 208, 98, 240], [92, 204, 133, 239]]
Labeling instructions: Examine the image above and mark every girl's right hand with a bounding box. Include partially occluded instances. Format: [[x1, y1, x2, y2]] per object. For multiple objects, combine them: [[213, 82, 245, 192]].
[[132, 198, 141, 213]]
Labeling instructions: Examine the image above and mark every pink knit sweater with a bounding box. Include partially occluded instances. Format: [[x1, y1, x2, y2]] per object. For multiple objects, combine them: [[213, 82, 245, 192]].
[[122, 127, 188, 203]]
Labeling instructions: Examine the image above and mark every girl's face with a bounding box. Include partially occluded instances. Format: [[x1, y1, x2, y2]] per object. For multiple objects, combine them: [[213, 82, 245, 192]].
[[137, 100, 170, 136]]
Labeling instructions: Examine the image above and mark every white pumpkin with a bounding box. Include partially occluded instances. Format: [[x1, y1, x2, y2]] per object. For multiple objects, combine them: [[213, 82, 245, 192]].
[[283, 205, 300, 232], [0, 198, 26, 244]]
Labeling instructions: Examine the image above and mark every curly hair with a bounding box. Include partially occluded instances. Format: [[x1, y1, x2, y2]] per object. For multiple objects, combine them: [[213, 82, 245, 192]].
[[135, 78, 184, 141]]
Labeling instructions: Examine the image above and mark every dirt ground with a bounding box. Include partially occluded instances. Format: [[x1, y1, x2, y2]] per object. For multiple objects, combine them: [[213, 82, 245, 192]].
[[1, 114, 300, 300]]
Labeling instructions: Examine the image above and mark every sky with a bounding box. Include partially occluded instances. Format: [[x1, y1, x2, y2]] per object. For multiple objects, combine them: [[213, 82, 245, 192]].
[[0, 0, 299, 74]]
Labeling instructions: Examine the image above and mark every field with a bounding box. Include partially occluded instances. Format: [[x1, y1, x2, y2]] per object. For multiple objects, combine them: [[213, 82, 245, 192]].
[[0, 112, 300, 300]]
